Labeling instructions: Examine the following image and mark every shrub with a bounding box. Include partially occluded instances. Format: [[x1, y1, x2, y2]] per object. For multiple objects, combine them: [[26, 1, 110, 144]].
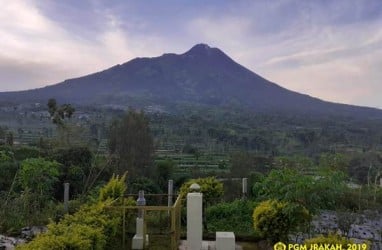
[[17, 201, 115, 250], [179, 177, 223, 203], [17, 173, 133, 250], [253, 200, 310, 243], [99, 173, 127, 202], [19, 158, 60, 196], [206, 199, 259, 236], [252, 168, 348, 213], [13, 146, 41, 161]]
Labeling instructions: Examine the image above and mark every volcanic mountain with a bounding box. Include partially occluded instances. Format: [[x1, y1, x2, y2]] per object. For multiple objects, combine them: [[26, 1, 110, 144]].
[[0, 43, 380, 117]]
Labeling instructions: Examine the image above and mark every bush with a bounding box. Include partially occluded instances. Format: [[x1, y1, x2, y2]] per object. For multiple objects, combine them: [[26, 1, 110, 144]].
[[206, 199, 259, 237], [17, 201, 117, 250], [13, 146, 41, 161], [19, 158, 60, 196], [252, 168, 348, 213], [17, 173, 133, 249], [99, 173, 127, 203], [253, 200, 310, 243], [179, 177, 223, 203]]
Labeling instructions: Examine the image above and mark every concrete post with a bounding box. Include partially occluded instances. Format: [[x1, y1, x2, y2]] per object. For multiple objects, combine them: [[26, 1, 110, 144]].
[[132, 190, 146, 249], [64, 183, 70, 213], [168, 179, 173, 207], [187, 183, 203, 250], [132, 218, 144, 249], [242, 178, 248, 199]]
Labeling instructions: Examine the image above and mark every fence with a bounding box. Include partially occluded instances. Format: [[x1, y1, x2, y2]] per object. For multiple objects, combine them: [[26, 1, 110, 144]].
[[110, 193, 183, 250]]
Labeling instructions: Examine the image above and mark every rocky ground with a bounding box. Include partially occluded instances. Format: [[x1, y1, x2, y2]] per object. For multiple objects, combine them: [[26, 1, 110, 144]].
[[0, 226, 46, 250], [292, 210, 382, 250]]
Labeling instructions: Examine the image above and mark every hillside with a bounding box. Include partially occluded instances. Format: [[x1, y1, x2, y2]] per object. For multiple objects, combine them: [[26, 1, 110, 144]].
[[0, 43, 381, 118]]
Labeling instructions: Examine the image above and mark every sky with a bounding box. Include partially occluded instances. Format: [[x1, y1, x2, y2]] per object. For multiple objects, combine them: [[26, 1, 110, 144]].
[[1, 0, 382, 108]]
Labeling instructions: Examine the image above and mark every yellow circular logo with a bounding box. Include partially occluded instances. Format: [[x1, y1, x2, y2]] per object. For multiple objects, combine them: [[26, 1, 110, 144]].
[[274, 242, 286, 250]]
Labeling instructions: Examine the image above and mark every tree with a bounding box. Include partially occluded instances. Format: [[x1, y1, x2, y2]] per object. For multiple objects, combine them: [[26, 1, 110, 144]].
[[319, 153, 348, 172], [252, 168, 347, 213], [156, 159, 175, 191], [47, 98, 76, 146], [5, 132, 13, 146], [108, 109, 154, 178], [130, 177, 161, 195], [51, 147, 93, 199], [47, 98, 75, 126], [0, 150, 18, 192]]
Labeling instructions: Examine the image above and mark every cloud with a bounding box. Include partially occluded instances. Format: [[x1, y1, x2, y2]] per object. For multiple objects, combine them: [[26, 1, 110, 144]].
[[0, 0, 138, 91]]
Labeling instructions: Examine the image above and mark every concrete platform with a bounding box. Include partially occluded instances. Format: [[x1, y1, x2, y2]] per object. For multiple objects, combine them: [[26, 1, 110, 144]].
[[178, 240, 243, 250]]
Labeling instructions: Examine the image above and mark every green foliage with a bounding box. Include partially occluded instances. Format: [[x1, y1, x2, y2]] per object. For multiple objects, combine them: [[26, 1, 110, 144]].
[[0, 149, 14, 162], [13, 146, 41, 161], [48, 98, 75, 126], [17, 201, 119, 250], [179, 177, 223, 203], [17, 173, 135, 250], [206, 199, 259, 236], [252, 200, 310, 243], [19, 158, 60, 196], [273, 155, 314, 171], [156, 159, 175, 191], [0, 161, 19, 191], [230, 152, 272, 177], [304, 233, 354, 247], [319, 153, 349, 172], [5, 131, 14, 146], [99, 173, 127, 202], [52, 147, 93, 169], [108, 109, 154, 177], [0, 194, 59, 234], [130, 177, 161, 194], [51, 146, 93, 198], [252, 168, 348, 213]]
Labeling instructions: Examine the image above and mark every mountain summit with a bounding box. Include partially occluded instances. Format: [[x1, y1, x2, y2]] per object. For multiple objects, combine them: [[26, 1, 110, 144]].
[[0, 43, 380, 118]]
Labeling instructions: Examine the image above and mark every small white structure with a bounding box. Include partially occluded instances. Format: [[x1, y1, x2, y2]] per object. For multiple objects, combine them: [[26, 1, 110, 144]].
[[132, 190, 147, 250], [132, 218, 144, 249], [187, 183, 203, 250], [216, 232, 235, 250]]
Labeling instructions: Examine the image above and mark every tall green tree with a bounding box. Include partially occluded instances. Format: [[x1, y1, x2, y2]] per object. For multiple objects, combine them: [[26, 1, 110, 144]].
[[47, 98, 75, 126], [47, 98, 76, 146], [108, 109, 154, 178]]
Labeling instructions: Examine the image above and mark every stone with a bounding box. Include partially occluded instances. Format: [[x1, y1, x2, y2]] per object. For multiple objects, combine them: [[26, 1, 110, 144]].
[[216, 232, 235, 250]]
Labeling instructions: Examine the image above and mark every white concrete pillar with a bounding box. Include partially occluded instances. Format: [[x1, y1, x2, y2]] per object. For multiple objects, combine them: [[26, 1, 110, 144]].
[[187, 184, 203, 250]]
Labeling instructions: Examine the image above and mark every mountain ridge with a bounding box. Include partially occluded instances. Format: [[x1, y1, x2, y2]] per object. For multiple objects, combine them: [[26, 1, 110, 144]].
[[0, 43, 381, 118]]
